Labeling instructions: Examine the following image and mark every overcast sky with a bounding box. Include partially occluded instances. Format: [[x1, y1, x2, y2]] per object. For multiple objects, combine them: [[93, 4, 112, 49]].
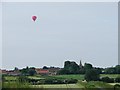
[[2, 2, 118, 70]]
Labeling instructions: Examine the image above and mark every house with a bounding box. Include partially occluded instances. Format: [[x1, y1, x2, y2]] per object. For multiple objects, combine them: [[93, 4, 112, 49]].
[[48, 67, 61, 76], [35, 68, 49, 76], [1, 69, 21, 76], [7, 70, 21, 76], [35, 67, 61, 76], [2, 70, 8, 75]]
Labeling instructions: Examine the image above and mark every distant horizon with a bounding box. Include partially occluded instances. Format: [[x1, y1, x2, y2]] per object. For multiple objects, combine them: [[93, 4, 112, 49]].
[[1, 60, 119, 70]]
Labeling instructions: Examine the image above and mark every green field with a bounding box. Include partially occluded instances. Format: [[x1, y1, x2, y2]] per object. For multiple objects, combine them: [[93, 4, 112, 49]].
[[53, 74, 84, 80], [5, 76, 17, 81], [78, 81, 113, 88], [4, 74, 119, 81], [100, 74, 120, 78], [2, 74, 120, 89]]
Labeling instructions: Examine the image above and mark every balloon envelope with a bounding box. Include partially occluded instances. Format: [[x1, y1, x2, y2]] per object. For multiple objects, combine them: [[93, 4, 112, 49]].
[[32, 16, 37, 21]]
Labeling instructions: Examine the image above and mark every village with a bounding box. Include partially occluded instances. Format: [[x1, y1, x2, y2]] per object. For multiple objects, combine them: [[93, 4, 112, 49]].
[[0, 67, 61, 76], [0, 60, 84, 76]]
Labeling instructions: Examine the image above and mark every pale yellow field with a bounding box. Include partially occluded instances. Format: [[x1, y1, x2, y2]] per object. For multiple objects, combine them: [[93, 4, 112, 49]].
[[32, 84, 82, 88]]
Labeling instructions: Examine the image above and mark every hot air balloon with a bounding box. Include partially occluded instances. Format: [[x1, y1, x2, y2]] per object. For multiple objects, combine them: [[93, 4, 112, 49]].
[[32, 16, 37, 21]]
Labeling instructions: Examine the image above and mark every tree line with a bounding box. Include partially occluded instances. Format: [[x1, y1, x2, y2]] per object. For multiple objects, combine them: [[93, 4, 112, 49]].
[[58, 61, 120, 75]]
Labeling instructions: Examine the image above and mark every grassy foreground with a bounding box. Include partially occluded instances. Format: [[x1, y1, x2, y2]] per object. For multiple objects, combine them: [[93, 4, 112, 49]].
[[2, 74, 120, 89]]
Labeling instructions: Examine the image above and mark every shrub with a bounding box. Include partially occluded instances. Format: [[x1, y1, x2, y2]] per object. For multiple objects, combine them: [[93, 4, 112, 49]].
[[101, 77, 114, 83], [65, 79, 78, 84], [115, 77, 120, 83], [18, 76, 29, 82], [85, 69, 100, 82], [44, 78, 78, 84], [114, 84, 120, 89], [44, 78, 54, 84]]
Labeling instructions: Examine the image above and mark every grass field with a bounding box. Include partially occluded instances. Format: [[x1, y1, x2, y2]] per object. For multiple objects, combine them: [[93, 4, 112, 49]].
[[33, 84, 81, 88], [28, 76, 45, 80], [4, 74, 119, 81], [32, 81, 115, 89], [109, 83, 120, 86], [77, 81, 114, 89], [2, 82, 30, 88], [100, 74, 120, 78], [5, 76, 17, 81], [2, 74, 120, 89], [53, 74, 84, 80]]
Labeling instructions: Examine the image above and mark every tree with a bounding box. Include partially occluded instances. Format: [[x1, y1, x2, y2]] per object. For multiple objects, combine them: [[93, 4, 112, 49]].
[[21, 66, 36, 76], [14, 67, 19, 71], [59, 61, 80, 74], [79, 68, 85, 74], [115, 65, 120, 74], [43, 66, 49, 69], [84, 63, 93, 70], [21, 68, 28, 75], [85, 69, 100, 82], [94, 67, 102, 74], [115, 77, 120, 83], [28, 68, 36, 76], [58, 69, 70, 75], [105, 67, 116, 74]]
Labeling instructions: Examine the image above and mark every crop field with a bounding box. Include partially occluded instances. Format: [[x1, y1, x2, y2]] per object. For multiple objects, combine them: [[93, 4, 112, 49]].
[[33, 84, 81, 88], [32, 81, 114, 89]]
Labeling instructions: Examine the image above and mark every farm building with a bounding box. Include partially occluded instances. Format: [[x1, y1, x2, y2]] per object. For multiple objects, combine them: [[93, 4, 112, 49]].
[[1, 69, 21, 76], [35, 69, 49, 76], [35, 68, 61, 76], [48, 67, 61, 76]]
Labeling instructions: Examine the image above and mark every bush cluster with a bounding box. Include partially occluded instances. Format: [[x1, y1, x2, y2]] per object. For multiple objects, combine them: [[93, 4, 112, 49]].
[[100, 76, 120, 83], [18, 76, 78, 85], [100, 77, 114, 83], [115, 77, 120, 83], [45, 78, 77, 84]]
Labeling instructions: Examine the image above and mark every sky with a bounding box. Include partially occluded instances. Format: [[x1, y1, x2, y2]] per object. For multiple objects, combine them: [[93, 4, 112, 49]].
[[0, 2, 2, 69], [1, 0, 119, 2], [2, 2, 118, 70]]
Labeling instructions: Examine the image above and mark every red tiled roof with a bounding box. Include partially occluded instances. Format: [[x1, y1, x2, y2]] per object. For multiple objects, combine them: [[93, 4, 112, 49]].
[[36, 69, 49, 74]]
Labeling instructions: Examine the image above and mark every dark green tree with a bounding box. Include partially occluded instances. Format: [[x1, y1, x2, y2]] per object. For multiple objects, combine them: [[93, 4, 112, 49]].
[[115, 65, 120, 74], [14, 67, 19, 71], [64, 61, 80, 74], [59, 61, 80, 74], [105, 67, 116, 74], [58, 69, 70, 75], [85, 69, 100, 82], [84, 63, 93, 70], [43, 66, 49, 69], [28, 68, 36, 76], [79, 68, 85, 74], [115, 77, 120, 83]]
